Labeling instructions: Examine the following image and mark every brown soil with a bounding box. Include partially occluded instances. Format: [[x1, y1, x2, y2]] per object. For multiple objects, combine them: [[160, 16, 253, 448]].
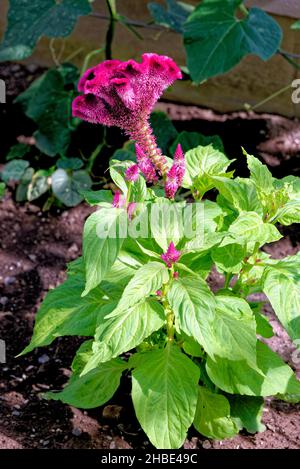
[[0, 62, 300, 450]]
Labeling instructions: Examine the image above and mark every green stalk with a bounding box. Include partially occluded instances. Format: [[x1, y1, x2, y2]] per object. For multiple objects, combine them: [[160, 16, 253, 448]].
[[105, 0, 117, 60]]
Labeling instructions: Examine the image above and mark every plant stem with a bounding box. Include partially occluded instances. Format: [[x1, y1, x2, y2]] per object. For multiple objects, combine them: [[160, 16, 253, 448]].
[[81, 47, 105, 76], [49, 38, 60, 67], [224, 272, 233, 289], [245, 84, 292, 112], [86, 142, 104, 173], [105, 0, 117, 60], [279, 49, 300, 70], [239, 4, 248, 16]]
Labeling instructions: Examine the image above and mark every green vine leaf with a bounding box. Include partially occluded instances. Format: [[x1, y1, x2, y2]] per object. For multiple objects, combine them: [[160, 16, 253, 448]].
[[184, 0, 282, 83], [0, 0, 92, 61]]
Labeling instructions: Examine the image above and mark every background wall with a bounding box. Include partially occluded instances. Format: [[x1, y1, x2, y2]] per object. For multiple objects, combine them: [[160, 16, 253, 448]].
[[0, 0, 300, 117]]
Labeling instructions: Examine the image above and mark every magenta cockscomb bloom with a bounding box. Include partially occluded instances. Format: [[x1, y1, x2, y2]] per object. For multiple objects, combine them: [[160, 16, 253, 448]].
[[136, 144, 158, 183], [125, 164, 139, 182], [165, 144, 185, 199], [161, 242, 181, 268], [72, 54, 182, 175]]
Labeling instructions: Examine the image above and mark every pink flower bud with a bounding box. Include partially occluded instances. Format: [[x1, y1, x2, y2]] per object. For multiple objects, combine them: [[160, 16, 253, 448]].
[[127, 202, 136, 220], [156, 290, 163, 297], [165, 165, 179, 199], [125, 164, 139, 182], [112, 190, 126, 208], [173, 143, 185, 186], [161, 242, 181, 268], [173, 271, 179, 279]]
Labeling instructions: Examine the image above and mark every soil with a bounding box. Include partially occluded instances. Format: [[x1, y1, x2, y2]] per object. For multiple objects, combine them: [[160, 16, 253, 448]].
[[1, 62, 300, 450]]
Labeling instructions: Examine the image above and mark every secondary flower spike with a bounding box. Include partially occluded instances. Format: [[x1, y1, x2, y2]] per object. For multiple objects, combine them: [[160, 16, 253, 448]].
[[72, 54, 182, 175], [136, 144, 158, 183], [165, 144, 185, 198], [125, 164, 139, 182], [161, 242, 181, 268]]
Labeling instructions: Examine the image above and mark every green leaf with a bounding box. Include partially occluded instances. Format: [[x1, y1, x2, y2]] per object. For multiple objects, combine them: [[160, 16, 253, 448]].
[[57, 157, 83, 170], [228, 395, 266, 433], [82, 207, 125, 296], [206, 341, 300, 396], [81, 189, 113, 206], [19, 272, 107, 356], [184, 0, 282, 83], [82, 299, 165, 372], [132, 344, 200, 449], [150, 200, 184, 250], [6, 143, 30, 161], [16, 69, 73, 156], [0, 0, 92, 61], [0, 183, 5, 199], [168, 282, 257, 367], [184, 144, 231, 190], [51, 169, 92, 207], [1, 159, 29, 182], [148, 0, 194, 33], [111, 149, 136, 163], [170, 131, 224, 155], [28, 171, 50, 201], [252, 305, 274, 339], [262, 253, 300, 341], [291, 20, 300, 30], [150, 111, 178, 154], [272, 199, 300, 225], [213, 177, 263, 214], [228, 211, 282, 246], [194, 386, 238, 439], [212, 242, 246, 273], [113, 261, 169, 312], [244, 149, 273, 193], [46, 357, 127, 409]]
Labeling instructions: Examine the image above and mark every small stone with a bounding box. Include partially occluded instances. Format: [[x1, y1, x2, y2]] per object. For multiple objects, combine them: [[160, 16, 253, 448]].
[[202, 440, 211, 449], [38, 354, 50, 364], [28, 254, 37, 262], [12, 410, 20, 417], [72, 428, 82, 437], [27, 64, 39, 74], [0, 297, 8, 306], [4, 276, 16, 286], [43, 440, 50, 446], [102, 405, 123, 420]]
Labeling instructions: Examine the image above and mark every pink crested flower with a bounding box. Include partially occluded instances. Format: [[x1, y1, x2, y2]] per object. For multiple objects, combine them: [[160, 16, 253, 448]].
[[136, 144, 158, 183], [165, 144, 185, 199], [112, 190, 126, 208], [161, 242, 181, 268], [125, 164, 139, 182], [72, 54, 182, 175]]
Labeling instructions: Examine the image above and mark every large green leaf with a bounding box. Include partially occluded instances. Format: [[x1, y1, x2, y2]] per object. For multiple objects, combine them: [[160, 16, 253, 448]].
[[15, 68, 73, 156], [272, 199, 300, 225], [168, 280, 257, 367], [81, 299, 165, 374], [184, 0, 282, 83], [0, 0, 91, 61], [212, 176, 263, 214], [228, 395, 265, 433], [46, 341, 127, 409], [193, 386, 239, 439], [19, 273, 107, 356], [206, 341, 300, 396], [81, 189, 113, 206], [51, 169, 92, 207], [245, 149, 273, 193], [132, 344, 200, 449], [170, 131, 224, 155], [148, 0, 194, 33], [82, 207, 125, 296], [114, 261, 169, 311], [1, 159, 29, 182], [262, 254, 300, 341], [184, 144, 231, 190], [228, 211, 282, 246], [212, 242, 246, 273]]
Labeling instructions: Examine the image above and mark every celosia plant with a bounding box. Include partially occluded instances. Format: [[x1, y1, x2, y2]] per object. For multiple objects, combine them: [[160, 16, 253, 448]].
[[21, 54, 300, 449]]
